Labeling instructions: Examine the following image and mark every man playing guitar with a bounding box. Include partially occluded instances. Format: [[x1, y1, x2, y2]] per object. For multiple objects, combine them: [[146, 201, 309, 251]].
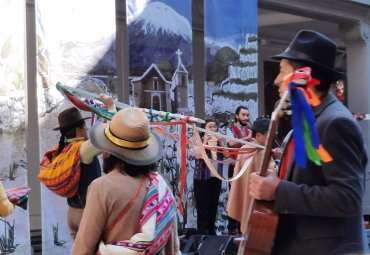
[[247, 30, 368, 255]]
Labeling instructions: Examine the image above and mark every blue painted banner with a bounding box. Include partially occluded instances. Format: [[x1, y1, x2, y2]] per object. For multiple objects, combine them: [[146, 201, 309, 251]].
[[127, 0, 193, 114], [204, 0, 258, 122], [127, 0, 195, 231], [204, 0, 258, 234]]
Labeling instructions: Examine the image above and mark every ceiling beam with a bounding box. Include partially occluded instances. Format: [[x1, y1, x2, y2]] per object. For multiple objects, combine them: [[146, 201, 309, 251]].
[[259, 0, 369, 26], [259, 12, 314, 27]]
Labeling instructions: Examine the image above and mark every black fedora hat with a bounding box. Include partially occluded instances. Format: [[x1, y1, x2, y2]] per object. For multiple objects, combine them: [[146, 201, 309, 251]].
[[272, 30, 343, 78], [53, 107, 90, 131]]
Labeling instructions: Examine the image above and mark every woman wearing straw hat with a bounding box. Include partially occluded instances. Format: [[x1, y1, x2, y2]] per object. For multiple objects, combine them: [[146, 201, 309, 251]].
[[71, 107, 180, 255]]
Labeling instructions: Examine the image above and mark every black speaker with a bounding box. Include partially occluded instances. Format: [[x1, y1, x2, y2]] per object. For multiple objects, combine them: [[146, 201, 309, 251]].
[[182, 235, 237, 255]]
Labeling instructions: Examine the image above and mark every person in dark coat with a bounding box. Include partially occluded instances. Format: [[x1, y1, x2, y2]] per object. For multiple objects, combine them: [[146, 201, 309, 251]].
[[249, 30, 369, 255]]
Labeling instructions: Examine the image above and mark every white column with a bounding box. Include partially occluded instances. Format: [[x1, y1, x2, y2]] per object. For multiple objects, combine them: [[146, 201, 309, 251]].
[[25, 0, 41, 230]]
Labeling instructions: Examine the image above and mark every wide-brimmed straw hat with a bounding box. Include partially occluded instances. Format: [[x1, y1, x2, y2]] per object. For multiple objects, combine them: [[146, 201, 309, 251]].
[[53, 107, 91, 131], [271, 30, 343, 78], [89, 107, 163, 165]]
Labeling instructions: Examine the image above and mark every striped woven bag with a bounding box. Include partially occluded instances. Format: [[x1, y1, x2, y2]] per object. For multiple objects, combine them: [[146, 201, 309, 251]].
[[38, 141, 83, 198]]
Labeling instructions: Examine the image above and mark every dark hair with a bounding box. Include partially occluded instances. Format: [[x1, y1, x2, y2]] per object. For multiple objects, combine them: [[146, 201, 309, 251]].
[[200, 118, 217, 139], [234, 106, 249, 123], [251, 117, 270, 138], [288, 60, 335, 92], [103, 154, 158, 177], [251, 130, 258, 138], [251, 128, 268, 138], [57, 120, 85, 155]]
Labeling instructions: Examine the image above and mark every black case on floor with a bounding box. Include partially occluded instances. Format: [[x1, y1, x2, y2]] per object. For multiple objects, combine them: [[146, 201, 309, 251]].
[[182, 235, 237, 255]]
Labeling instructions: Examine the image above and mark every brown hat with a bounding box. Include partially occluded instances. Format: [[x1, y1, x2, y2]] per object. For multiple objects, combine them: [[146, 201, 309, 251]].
[[53, 107, 91, 131], [89, 107, 163, 165]]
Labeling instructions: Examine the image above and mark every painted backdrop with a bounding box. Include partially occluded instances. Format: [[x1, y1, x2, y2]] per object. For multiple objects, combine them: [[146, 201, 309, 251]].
[[204, 0, 258, 233], [24, 0, 255, 254], [0, 1, 31, 254], [127, 0, 196, 231], [36, 0, 116, 253]]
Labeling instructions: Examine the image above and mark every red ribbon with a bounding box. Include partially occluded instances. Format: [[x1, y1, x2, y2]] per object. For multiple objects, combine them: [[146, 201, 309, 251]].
[[151, 117, 190, 215]]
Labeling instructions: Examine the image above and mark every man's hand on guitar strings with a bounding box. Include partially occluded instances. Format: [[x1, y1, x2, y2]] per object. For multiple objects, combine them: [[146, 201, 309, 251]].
[[249, 170, 280, 201]]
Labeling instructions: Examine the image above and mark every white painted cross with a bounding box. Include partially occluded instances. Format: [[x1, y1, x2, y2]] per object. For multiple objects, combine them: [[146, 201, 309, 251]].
[[176, 49, 182, 58], [176, 49, 183, 64]]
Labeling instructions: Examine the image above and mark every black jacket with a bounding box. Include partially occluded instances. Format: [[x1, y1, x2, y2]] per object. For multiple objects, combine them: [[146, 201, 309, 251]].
[[273, 93, 369, 255]]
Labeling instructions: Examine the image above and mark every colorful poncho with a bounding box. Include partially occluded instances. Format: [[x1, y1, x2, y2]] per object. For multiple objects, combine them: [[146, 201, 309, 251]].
[[98, 173, 176, 255], [38, 141, 83, 198]]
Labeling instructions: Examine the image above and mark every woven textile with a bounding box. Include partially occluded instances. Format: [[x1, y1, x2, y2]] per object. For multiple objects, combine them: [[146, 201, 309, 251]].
[[38, 141, 83, 198], [5, 186, 31, 210], [98, 173, 176, 255]]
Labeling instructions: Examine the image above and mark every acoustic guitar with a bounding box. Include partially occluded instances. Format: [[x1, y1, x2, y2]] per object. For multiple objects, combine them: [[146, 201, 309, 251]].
[[237, 68, 311, 255]]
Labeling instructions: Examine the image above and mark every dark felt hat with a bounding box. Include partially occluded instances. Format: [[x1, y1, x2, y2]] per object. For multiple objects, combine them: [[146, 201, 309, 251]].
[[251, 117, 270, 134], [53, 107, 90, 131], [271, 30, 342, 78]]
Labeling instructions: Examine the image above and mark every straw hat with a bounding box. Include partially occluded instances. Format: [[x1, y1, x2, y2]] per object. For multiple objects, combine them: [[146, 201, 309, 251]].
[[89, 107, 163, 165]]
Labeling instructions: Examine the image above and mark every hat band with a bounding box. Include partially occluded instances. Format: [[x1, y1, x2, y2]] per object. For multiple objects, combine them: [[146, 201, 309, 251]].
[[283, 48, 334, 69], [104, 127, 150, 149]]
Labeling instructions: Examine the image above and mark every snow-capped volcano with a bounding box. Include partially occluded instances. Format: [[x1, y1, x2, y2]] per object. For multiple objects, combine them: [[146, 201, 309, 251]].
[[129, 1, 191, 41]]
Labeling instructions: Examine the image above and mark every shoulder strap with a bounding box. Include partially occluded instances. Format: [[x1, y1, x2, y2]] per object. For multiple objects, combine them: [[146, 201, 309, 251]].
[[104, 176, 146, 235]]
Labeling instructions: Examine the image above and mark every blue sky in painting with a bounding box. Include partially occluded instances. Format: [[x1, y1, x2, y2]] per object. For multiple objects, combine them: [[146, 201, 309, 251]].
[[205, 0, 257, 40], [144, 0, 257, 47], [152, 0, 258, 40]]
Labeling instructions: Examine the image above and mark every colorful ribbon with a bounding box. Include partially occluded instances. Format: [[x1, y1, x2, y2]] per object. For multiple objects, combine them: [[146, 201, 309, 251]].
[[288, 67, 332, 169], [192, 123, 258, 182], [56, 83, 114, 121], [151, 118, 189, 215]]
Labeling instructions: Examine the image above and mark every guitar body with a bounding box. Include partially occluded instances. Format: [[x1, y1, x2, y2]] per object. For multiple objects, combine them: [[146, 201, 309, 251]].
[[242, 200, 279, 255], [238, 88, 295, 255]]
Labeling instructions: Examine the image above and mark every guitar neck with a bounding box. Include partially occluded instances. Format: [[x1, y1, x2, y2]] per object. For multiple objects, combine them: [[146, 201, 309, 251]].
[[237, 112, 282, 255], [237, 70, 309, 255], [259, 119, 279, 177], [259, 90, 290, 177]]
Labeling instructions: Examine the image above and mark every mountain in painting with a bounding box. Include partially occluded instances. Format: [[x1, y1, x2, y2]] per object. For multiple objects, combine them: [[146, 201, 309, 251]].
[[128, 1, 192, 75]]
